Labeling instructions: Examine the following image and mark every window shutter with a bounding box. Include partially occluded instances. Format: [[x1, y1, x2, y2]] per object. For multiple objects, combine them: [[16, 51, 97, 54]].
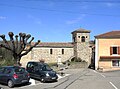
[[110, 47, 113, 55], [118, 47, 120, 55]]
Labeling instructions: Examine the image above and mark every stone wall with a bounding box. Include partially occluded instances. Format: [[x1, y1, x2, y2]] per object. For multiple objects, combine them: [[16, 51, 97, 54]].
[[69, 62, 88, 69], [76, 42, 91, 63], [20, 47, 74, 67], [20, 51, 32, 67]]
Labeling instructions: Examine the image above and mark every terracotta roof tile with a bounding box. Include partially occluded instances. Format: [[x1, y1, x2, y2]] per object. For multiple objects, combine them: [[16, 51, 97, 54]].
[[36, 42, 74, 48], [95, 31, 120, 38]]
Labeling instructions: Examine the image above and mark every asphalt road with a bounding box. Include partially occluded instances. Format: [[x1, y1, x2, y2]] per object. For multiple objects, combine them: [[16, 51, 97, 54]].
[[1, 69, 120, 89]]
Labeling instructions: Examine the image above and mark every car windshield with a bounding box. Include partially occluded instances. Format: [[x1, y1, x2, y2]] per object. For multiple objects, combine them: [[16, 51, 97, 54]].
[[42, 65, 52, 71], [14, 67, 25, 74]]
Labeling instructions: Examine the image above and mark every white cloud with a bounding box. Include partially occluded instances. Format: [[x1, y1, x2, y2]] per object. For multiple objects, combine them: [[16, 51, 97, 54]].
[[27, 15, 42, 25], [105, 3, 114, 7], [0, 16, 7, 20], [66, 14, 86, 25]]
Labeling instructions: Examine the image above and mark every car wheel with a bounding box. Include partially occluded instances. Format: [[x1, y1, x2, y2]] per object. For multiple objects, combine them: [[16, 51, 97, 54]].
[[8, 80, 14, 88], [41, 78, 45, 83], [54, 79, 58, 82]]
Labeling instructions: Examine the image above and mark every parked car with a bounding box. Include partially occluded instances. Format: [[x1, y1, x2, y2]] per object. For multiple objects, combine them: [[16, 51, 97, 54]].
[[26, 62, 58, 82], [0, 66, 30, 88]]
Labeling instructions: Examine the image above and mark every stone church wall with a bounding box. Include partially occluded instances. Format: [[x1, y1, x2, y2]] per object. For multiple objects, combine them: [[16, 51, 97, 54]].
[[21, 47, 74, 67]]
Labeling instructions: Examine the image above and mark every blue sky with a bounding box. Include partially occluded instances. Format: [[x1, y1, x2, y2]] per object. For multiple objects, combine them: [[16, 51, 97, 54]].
[[0, 0, 120, 42]]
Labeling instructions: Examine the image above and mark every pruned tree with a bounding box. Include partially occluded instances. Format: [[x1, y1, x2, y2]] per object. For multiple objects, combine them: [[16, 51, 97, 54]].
[[0, 32, 40, 66]]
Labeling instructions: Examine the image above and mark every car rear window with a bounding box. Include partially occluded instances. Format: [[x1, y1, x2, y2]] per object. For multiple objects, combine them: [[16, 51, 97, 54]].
[[14, 67, 25, 74], [0, 67, 4, 73]]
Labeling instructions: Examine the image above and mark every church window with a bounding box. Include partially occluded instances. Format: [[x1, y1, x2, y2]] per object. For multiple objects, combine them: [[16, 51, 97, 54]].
[[81, 36, 85, 42], [62, 49, 64, 54], [50, 49, 53, 54]]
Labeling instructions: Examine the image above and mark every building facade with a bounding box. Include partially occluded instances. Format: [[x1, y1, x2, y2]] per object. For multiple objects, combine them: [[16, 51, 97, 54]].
[[20, 28, 93, 67], [95, 31, 120, 71]]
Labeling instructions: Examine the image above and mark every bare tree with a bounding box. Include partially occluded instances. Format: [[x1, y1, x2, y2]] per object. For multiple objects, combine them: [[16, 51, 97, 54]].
[[0, 32, 40, 66]]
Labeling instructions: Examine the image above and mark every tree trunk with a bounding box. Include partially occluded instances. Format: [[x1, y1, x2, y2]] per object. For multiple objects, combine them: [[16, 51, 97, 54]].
[[13, 54, 21, 66]]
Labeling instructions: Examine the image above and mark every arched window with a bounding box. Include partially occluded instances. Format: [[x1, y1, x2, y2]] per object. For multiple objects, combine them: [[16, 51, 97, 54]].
[[81, 36, 85, 42]]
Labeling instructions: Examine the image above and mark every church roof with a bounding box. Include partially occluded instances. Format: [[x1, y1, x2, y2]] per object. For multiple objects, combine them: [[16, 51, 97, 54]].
[[95, 31, 120, 38], [71, 28, 91, 34], [36, 42, 74, 48]]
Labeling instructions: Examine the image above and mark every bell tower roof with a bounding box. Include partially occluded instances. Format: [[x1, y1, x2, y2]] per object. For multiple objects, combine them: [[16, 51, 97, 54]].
[[71, 28, 91, 34]]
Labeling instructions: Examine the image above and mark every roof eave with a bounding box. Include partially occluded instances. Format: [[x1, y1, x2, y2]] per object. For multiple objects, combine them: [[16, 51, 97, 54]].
[[72, 30, 91, 34], [95, 36, 120, 39]]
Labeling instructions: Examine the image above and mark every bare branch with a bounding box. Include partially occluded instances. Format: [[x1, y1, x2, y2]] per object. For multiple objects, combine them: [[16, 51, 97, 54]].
[[0, 35, 10, 48], [19, 33, 22, 42], [29, 37, 34, 44], [19, 33, 23, 51], [8, 32, 14, 41], [20, 40, 40, 57], [8, 32, 15, 52], [15, 35, 18, 52], [18, 33, 27, 55], [22, 33, 26, 45], [26, 34, 31, 42], [0, 44, 13, 52]]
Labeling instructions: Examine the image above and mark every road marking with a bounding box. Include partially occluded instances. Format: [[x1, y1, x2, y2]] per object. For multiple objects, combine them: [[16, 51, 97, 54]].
[[93, 70, 106, 78], [100, 73, 106, 78], [19, 82, 42, 89], [93, 70, 97, 73], [109, 82, 118, 89], [29, 78, 35, 85], [19, 74, 70, 88], [57, 74, 70, 80], [93, 70, 118, 89]]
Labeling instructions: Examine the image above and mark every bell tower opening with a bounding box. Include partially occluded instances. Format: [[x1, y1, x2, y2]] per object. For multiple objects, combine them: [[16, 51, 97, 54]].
[[81, 36, 85, 42]]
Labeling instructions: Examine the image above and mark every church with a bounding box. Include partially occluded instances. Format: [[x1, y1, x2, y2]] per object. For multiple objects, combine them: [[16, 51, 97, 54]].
[[20, 28, 94, 67]]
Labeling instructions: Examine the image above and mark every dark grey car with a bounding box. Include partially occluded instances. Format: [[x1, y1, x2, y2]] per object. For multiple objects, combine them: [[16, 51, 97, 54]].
[[26, 62, 58, 82], [0, 66, 30, 88]]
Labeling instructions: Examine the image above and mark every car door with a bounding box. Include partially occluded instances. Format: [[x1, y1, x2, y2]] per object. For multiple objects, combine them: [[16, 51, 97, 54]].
[[0, 67, 5, 82], [33, 66, 40, 78], [39, 64, 46, 78], [27, 62, 40, 78], [33, 63, 41, 79]]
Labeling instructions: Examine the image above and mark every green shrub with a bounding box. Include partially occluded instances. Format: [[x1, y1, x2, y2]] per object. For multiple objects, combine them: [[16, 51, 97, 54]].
[[0, 48, 15, 66], [48, 62, 58, 67]]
